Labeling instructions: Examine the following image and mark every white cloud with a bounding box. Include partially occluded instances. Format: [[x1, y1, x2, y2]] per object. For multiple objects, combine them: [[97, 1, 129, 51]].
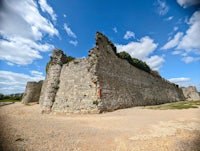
[[116, 36, 158, 60], [64, 23, 77, 38], [0, 0, 58, 65], [69, 40, 78, 46], [124, 31, 135, 40], [173, 26, 178, 31], [63, 14, 67, 18], [178, 11, 200, 51], [30, 70, 44, 77], [0, 70, 45, 94], [161, 32, 183, 50], [182, 56, 200, 63], [172, 50, 182, 55], [116, 36, 164, 70], [168, 77, 200, 91], [165, 16, 173, 21], [162, 11, 200, 63], [155, 0, 169, 16], [38, 0, 57, 21], [176, 0, 200, 8], [182, 56, 194, 63], [168, 77, 191, 83], [144, 55, 165, 71], [113, 27, 118, 33], [6, 62, 14, 66], [0, 36, 54, 65]]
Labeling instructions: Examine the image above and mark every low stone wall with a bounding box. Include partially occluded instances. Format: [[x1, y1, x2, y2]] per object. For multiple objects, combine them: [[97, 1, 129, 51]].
[[181, 86, 200, 101], [22, 81, 43, 104]]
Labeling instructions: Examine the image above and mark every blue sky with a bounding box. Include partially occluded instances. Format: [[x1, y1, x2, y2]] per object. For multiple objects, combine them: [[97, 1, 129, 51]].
[[0, 0, 200, 94]]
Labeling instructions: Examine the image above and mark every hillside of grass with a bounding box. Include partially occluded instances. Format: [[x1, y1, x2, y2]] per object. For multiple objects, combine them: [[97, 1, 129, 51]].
[[143, 100, 200, 110]]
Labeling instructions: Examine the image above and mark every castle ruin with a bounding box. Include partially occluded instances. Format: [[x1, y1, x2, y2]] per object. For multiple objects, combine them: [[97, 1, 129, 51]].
[[22, 32, 188, 113]]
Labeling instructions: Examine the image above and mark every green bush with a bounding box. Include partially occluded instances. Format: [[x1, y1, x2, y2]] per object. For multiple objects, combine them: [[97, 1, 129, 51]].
[[66, 56, 75, 62], [131, 58, 150, 73], [93, 100, 99, 105], [117, 51, 151, 73], [46, 61, 51, 73]]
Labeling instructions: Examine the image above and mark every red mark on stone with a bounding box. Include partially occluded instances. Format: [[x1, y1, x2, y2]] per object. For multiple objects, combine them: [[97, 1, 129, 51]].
[[98, 88, 101, 98]]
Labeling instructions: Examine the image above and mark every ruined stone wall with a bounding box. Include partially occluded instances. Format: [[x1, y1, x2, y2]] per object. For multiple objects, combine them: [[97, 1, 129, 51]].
[[39, 49, 67, 112], [52, 59, 99, 113], [37, 32, 186, 113], [181, 86, 200, 101], [90, 32, 185, 111], [22, 80, 43, 104]]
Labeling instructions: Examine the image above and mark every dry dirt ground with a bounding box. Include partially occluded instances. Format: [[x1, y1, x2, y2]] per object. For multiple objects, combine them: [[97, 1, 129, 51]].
[[0, 103, 200, 151]]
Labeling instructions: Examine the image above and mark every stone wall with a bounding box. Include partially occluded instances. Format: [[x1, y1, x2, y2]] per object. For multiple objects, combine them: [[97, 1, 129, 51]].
[[37, 32, 186, 113], [39, 49, 68, 112], [89, 32, 185, 111], [52, 59, 99, 113], [181, 86, 200, 101], [22, 80, 43, 104]]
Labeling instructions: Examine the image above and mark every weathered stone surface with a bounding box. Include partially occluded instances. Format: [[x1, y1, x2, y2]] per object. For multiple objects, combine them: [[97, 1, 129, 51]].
[[181, 86, 200, 101], [52, 59, 99, 113], [90, 32, 185, 112], [22, 81, 43, 104], [39, 49, 68, 112], [32, 32, 186, 113]]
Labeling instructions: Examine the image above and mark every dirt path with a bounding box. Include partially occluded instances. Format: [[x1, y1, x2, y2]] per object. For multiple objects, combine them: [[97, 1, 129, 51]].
[[0, 103, 200, 151]]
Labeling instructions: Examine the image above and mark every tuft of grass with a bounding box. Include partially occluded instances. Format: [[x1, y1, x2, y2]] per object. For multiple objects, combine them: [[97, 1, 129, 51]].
[[0, 99, 21, 103], [143, 100, 200, 110]]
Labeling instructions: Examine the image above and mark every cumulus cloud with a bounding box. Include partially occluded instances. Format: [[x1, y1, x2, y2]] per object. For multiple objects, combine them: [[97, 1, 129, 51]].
[[0, 70, 45, 94], [144, 55, 165, 71], [155, 0, 169, 16], [0, 0, 58, 65], [176, 0, 200, 8], [64, 23, 77, 38], [124, 31, 135, 40], [0, 38, 42, 65], [161, 32, 183, 50], [177, 11, 200, 51], [116, 36, 164, 70], [162, 11, 200, 63], [116, 36, 157, 59], [69, 40, 78, 46], [38, 0, 57, 21]]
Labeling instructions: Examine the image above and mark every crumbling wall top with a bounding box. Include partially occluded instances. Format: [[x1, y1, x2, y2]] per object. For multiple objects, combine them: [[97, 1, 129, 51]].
[[51, 49, 68, 65]]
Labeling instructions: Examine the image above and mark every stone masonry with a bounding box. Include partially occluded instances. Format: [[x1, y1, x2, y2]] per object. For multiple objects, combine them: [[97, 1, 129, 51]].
[[41, 32, 185, 113], [21, 80, 43, 104], [39, 49, 68, 112], [181, 86, 200, 101], [23, 32, 188, 113]]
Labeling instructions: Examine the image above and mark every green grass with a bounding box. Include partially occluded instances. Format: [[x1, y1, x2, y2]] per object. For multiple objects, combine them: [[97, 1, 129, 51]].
[[0, 99, 21, 103], [143, 100, 200, 110]]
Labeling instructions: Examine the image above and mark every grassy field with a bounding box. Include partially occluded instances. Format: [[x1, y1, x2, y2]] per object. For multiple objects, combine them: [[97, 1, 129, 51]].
[[0, 99, 21, 103], [1, 99, 200, 110], [143, 100, 200, 110]]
